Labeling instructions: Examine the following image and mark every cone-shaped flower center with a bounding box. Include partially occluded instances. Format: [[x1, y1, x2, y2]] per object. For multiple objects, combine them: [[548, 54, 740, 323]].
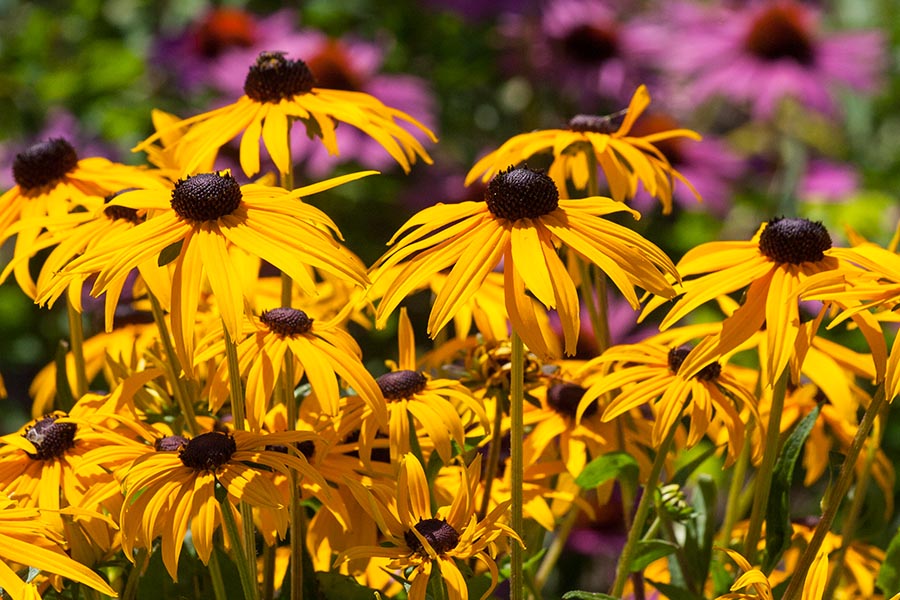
[[305, 41, 361, 91], [562, 24, 619, 65], [179, 432, 237, 471], [377, 370, 428, 400], [260, 308, 314, 336], [547, 382, 597, 419], [568, 113, 617, 134], [103, 189, 144, 224], [758, 217, 831, 264], [13, 138, 79, 192], [744, 4, 815, 65], [195, 8, 257, 58], [155, 435, 189, 452], [668, 346, 721, 382], [24, 414, 76, 461], [244, 51, 317, 103], [171, 172, 242, 222], [485, 166, 559, 221], [404, 518, 461, 556]]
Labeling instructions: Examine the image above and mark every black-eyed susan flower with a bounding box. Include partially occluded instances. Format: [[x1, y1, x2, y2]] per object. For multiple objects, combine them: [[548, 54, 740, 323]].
[[373, 166, 678, 358], [45, 170, 371, 372], [134, 51, 436, 177], [576, 337, 760, 466], [464, 85, 700, 212], [119, 428, 331, 580], [715, 546, 829, 600], [644, 217, 886, 385], [196, 306, 387, 431], [0, 494, 118, 600], [338, 453, 518, 600], [371, 308, 488, 465], [0, 137, 169, 296]]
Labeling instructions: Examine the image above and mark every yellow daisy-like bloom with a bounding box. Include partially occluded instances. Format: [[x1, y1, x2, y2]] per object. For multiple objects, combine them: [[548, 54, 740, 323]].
[[45, 170, 371, 372], [373, 166, 678, 358], [576, 337, 760, 465], [338, 453, 518, 600], [196, 307, 387, 431], [644, 217, 886, 385], [465, 85, 700, 213], [134, 51, 435, 177], [715, 547, 828, 600], [0, 494, 117, 600], [119, 428, 331, 580], [371, 308, 488, 465], [0, 137, 169, 296]]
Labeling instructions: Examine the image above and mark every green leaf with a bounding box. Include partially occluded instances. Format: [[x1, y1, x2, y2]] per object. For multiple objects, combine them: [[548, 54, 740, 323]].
[[629, 540, 678, 572], [877, 525, 900, 593], [54, 340, 75, 412], [561, 592, 619, 600], [575, 451, 639, 489], [680, 475, 716, 591], [317, 571, 380, 600], [158, 239, 183, 267], [672, 443, 719, 487], [763, 405, 820, 573], [646, 579, 705, 600]]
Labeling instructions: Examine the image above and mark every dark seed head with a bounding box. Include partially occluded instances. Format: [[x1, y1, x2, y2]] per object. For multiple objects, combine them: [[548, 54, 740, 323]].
[[24, 414, 77, 461], [547, 382, 596, 419], [103, 189, 144, 224], [744, 4, 815, 65], [377, 370, 428, 400], [12, 138, 79, 192], [260, 308, 314, 336], [178, 432, 237, 471], [568, 114, 617, 134], [561, 24, 619, 66], [485, 166, 559, 221], [155, 435, 189, 452], [170, 172, 242, 222], [244, 51, 317, 103], [404, 518, 460, 556], [758, 217, 831, 264], [668, 346, 721, 382], [265, 440, 315, 460]]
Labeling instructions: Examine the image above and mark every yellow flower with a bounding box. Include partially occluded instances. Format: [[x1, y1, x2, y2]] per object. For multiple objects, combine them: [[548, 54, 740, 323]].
[[134, 51, 435, 177], [644, 218, 886, 386], [465, 85, 700, 213], [44, 170, 372, 373], [373, 166, 677, 358], [338, 453, 518, 600]]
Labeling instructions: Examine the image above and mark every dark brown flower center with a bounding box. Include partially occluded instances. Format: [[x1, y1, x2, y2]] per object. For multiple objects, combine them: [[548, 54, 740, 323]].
[[24, 414, 76, 461], [244, 51, 317, 103], [547, 382, 597, 420], [103, 189, 145, 224], [155, 435, 189, 452], [260, 308, 314, 336], [178, 432, 237, 471], [305, 41, 362, 91], [758, 217, 831, 264], [265, 440, 315, 460], [629, 114, 684, 165], [668, 346, 721, 382], [12, 138, 79, 192], [194, 8, 257, 58], [568, 114, 618, 134], [561, 24, 619, 65], [377, 370, 428, 400], [170, 172, 242, 222], [485, 166, 559, 221], [404, 518, 460, 556], [744, 4, 815, 65]]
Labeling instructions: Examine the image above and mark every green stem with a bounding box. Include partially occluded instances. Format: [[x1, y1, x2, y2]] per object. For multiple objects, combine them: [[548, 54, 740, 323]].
[[534, 495, 581, 590], [719, 420, 753, 545], [122, 548, 149, 600], [260, 542, 275, 600], [148, 292, 198, 435], [222, 499, 260, 600], [781, 384, 887, 600], [743, 368, 789, 562], [208, 545, 229, 600], [610, 414, 681, 598], [510, 331, 525, 600], [65, 295, 89, 400], [429, 560, 448, 600], [477, 391, 506, 523]]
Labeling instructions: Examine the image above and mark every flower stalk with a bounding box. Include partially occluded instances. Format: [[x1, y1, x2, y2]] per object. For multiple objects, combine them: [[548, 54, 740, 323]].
[[510, 331, 526, 600]]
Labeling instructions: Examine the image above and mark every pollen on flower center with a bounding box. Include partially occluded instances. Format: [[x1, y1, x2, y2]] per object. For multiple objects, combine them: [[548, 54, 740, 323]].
[[404, 518, 460, 556], [377, 370, 428, 400], [103, 189, 144, 224], [744, 4, 815, 65], [485, 166, 559, 221], [178, 432, 237, 471], [170, 172, 242, 222], [260, 307, 314, 336], [547, 382, 597, 419], [244, 51, 317, 103], [155, 435, 189, 452], [568, 114, 617, 134], [758, 217, 831, 264], [24, 414, 77, 461], [12, 138, 79, 192], [668, 346, 721, 382]]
